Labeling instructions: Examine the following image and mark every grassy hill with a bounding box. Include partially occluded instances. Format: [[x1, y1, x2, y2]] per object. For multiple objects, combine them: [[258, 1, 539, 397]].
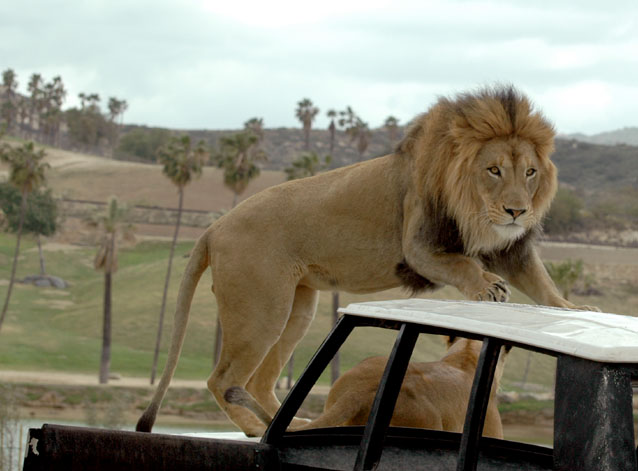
[[553, 138, 638, 192], [0, 231, 573, 391]]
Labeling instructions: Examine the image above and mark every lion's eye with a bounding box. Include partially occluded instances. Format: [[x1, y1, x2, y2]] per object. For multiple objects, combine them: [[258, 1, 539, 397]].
[[488, 166, 501, 176], [526, 168, 537, 177]]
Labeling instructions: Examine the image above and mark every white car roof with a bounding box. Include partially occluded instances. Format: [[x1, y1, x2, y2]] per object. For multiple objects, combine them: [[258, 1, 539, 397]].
[[339, 299, 638, 363]]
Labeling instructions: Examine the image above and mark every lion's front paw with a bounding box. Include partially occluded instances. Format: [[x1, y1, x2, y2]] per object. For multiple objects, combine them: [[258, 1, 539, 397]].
[[554, 297, 602, 312], [471, 273, 510, 303]]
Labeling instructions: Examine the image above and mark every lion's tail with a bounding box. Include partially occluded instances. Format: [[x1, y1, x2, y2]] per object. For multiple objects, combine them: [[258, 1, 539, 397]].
[[136, 231, 211, 432]]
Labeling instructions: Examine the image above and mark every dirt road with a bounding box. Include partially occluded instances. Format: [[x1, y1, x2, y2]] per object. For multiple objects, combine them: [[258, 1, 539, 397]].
[[0, 369, 205, 389]]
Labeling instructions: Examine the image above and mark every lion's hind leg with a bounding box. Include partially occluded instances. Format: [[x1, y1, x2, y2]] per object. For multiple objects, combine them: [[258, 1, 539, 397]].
[[207, 281, 309, 437], [245, 285, 319, 427]]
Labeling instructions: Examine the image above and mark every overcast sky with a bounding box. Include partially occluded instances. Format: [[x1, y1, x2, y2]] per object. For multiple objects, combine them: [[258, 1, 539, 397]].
[[2, 0, 638, 134]]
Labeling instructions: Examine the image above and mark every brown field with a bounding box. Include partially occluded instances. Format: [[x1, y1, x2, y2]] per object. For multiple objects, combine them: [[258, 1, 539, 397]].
[[4, 144, 638, 313], [1, 145, 287, 214]]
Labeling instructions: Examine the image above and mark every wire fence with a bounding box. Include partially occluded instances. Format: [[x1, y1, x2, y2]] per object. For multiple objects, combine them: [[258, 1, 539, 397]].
[[58, 197, 222, 228]]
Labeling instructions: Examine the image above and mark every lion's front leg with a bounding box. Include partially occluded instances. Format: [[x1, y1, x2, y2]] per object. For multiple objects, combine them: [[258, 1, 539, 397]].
[[492, 246, 601, 312], [402, 247, 510, 302], [401, 209, 510, 302], [424, 253, 510, 302]]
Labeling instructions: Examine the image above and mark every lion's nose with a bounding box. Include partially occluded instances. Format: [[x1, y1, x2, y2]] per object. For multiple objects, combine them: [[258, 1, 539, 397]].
[[504, 207, 526, 219]]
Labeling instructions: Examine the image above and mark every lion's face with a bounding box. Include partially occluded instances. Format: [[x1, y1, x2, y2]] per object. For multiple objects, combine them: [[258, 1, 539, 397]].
[[474, 138, 543, 241], [406, 86, 558, 254]]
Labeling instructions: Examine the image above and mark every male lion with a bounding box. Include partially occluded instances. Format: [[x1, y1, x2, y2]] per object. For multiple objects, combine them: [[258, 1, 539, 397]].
[[225, 337, 507, 438], [137, 85, 599, 437]]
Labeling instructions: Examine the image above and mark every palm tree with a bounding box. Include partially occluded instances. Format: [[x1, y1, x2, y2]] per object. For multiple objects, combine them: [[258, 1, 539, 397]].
[[27, 73, 43, 138], [86, 93, 100, 110], [48, 76, 66, 146], [150, 135, 208, 384], [326, 109, 337, 155], [88, 197, 133, 384], [344, 117, 371, 161], [37, 78, 66, 146], [1, 69, 18, 133], [215, 131, 267, 208], [337, 106, 357, 131], [0, 141, 49, 332], [295, 98, 319, 150], [284, 152, 331, 181], [107, 97, 128, 155], [330, 292, 340, 384], [107, 97, 128, 126], [337, 107, 370, 160], [212, 130, 266, 364], [17, 100, 29, 138], [244, 117, 264, 142], [384, 116, 400, 147]]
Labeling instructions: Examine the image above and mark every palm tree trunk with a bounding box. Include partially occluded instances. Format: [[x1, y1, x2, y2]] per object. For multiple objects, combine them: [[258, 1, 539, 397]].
[[150, 187, 184, 384], [331, 291, 340, 384], [286, 355, 294, 389], [99, 266, 113, 384], [214, 319, 223, 366], [520, 351, 533, 389], [214, 190, 241, 366], [37, 234, 46, 275], [0, 189, 28, 333], [328, 122, 335, 156]]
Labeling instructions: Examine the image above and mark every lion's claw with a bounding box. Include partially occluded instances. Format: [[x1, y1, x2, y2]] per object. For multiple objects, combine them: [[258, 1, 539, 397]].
[[474, 277, 510, 303], [573, 304, 601, 312]]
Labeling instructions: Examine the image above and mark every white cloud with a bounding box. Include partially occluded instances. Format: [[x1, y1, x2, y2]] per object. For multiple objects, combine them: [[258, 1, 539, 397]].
[[539, 81, 638, 134], [199, 0, 391, 27], [2, 0, 638, 133]]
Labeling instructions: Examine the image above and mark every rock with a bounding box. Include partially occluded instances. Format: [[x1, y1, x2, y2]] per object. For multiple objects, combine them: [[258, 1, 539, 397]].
[[498, 391, 520, 403], [520, 391, 554, 401], [20, 275, 68, 289], [47, 276, 68, 289]]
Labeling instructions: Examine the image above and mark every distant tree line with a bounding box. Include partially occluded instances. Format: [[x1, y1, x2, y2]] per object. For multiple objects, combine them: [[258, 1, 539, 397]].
[[114, 98, 402, 168], [0, 68, 127, 156]]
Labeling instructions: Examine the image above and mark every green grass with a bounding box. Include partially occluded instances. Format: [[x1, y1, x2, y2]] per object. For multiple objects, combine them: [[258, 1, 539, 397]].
[[0, 232, 613, 390]]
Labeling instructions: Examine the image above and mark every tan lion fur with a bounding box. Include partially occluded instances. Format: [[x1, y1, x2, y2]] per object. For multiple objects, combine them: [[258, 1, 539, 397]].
[[137, 85, 599, 437], [225, 337, 506, 439]]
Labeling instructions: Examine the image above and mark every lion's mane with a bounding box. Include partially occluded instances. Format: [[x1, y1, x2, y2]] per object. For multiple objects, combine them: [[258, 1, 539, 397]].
[[397, 85, 558, 255]]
